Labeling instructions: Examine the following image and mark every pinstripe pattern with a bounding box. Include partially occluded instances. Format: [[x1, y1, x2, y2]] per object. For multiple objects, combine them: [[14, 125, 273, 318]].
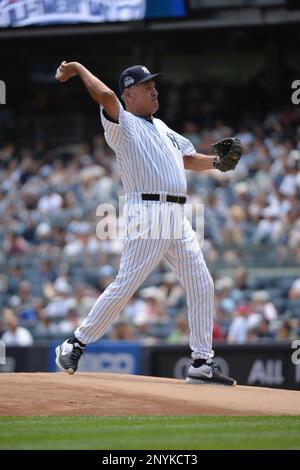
[[74, 102, 214, 360], [100, 103, 195, 195], [164, 218, 214, 359]]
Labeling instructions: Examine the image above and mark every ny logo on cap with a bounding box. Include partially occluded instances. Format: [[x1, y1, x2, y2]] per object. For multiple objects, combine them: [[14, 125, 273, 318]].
[[124, 76, 134, 88], [0, 80, 6, 104], [142, 66, 150, 74]]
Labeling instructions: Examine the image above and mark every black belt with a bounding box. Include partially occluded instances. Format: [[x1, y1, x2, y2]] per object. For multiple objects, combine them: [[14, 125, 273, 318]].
[[142, 193, 187, 204]]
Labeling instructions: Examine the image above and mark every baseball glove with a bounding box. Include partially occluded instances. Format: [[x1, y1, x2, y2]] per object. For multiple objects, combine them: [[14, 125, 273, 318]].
[[212, 137, 243, 172]]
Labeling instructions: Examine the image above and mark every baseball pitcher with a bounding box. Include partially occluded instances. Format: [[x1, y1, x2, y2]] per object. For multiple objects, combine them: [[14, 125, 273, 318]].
[[55, 61, 243, 386]]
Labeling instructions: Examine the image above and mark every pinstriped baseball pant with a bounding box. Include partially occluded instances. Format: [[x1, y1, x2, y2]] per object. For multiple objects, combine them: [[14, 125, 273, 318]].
[[75, 201, 214, 360]]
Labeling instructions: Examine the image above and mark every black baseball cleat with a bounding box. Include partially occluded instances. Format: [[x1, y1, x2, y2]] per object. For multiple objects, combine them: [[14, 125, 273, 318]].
[[186, 359, 237, 386], [55, 336, 85, 374]]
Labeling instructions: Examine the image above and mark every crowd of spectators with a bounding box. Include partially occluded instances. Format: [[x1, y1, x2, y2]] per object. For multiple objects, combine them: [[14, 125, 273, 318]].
[[1, 80, 300, 347]]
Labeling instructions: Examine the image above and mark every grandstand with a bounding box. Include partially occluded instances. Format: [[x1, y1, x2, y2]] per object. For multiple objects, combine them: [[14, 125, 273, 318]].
[[0, 0, 299, 387]]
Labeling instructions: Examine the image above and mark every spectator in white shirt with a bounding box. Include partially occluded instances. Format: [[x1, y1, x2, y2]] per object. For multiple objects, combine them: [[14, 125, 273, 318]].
[[1, 309, 33, 346]]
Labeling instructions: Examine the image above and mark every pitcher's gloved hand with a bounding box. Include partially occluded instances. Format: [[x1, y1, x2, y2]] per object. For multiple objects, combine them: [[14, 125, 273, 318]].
[[212, 137, 243, 172]]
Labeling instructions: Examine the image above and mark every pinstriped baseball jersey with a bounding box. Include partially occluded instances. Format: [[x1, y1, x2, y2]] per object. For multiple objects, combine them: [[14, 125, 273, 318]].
[[100, 103, 196, 195]]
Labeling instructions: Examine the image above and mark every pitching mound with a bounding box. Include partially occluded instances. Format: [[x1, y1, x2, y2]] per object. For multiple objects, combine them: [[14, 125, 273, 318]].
[[1, 372, 299, 416]]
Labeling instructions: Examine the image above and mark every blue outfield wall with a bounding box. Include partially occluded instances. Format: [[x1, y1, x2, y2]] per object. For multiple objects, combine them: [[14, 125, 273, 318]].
[[48, 340, 142, 374], [48, 340, 300, 389], [2, 341, 299, 390]]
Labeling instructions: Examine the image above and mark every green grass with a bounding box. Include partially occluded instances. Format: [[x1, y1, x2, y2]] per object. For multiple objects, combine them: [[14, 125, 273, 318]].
[[0, 416, 299, 450]]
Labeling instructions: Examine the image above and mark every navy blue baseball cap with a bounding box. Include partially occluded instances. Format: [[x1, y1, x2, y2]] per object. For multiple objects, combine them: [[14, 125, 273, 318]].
[[119, 65, 162, 95]]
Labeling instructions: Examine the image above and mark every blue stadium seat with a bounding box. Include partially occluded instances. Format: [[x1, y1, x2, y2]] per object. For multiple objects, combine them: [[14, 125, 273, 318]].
[[272, 297, 288, 316], [285, 299, 300, 317], [146, 322, 173, 339]]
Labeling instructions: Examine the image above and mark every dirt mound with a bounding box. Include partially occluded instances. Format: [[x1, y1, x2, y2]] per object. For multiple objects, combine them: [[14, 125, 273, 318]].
[[0, 372, 299, 416]]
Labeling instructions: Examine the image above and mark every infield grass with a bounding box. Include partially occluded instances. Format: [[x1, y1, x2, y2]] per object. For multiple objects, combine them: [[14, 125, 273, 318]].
[[0, 416, 299, 450]]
